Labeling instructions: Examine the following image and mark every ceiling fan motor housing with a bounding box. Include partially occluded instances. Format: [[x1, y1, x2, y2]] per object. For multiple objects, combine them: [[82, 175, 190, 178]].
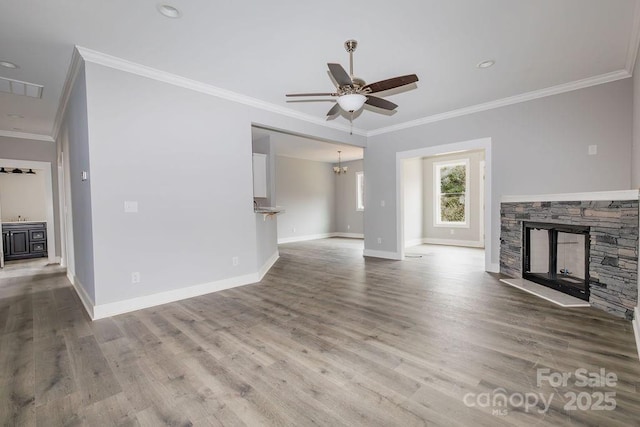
[[344, 39, 358, 53]]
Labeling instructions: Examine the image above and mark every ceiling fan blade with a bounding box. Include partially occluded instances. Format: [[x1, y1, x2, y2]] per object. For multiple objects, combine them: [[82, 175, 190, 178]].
[[326, 103, 341, 116], [365, 95, 398, 110], [327, 63, 353, 86], [363, 74, 419, 93], [286, 92, 337, 97]]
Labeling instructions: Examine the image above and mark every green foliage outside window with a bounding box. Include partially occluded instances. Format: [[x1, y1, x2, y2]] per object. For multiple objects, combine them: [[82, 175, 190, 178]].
[[439, 164, 466, 223]]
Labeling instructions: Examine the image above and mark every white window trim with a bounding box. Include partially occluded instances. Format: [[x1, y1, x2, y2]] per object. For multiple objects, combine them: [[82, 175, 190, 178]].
[[356, 171, 364, 211], [433, 159, 470, 228]]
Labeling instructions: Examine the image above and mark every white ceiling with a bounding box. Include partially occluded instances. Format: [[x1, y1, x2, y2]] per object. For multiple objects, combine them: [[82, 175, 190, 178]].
[[1, 0, 639, 138], [252, 127, 363, 163]]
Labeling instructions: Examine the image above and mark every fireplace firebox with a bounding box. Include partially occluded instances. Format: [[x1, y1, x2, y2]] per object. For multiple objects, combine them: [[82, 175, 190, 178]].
[[522, 222, 590, 300]]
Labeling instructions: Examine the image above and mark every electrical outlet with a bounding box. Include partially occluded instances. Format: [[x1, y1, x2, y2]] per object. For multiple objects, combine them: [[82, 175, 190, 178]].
[[377, 237, 382, 244], [450, 229, 455, 235], [232, 257, 239, 266], [292, 227, 296, 233], [588, 145, 597, 155], [347, 225, 350, 230], [131, 272, 141, 284], [380, 200, 386, 207]]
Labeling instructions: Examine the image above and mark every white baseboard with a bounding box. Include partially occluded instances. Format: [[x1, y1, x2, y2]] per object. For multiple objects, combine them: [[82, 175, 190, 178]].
[[278, 232, 364, 244], [423, 237, 484, 248], [278, 233, 334, 244], [69, 273, 96, 320], [488, 263, 500, 273], [633, 307, 640, 363], [258, 251, 279, 281], [333, 232, 364, 239], [363, 249, 403, 260], [92, 272, 260, 320], [404, 238, 425, 248], [69, 250, 282, 321]]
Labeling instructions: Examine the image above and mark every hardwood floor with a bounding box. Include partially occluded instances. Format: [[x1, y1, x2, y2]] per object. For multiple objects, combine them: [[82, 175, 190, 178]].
[[1, 238, 639, 426]]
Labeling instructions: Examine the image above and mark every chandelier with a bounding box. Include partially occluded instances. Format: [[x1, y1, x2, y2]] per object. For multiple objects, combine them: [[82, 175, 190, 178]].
[[333, 151, 348, 174]]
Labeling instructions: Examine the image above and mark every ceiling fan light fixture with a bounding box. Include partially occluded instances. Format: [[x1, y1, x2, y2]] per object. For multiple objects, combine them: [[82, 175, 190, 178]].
[[337, 94, 366, 112]]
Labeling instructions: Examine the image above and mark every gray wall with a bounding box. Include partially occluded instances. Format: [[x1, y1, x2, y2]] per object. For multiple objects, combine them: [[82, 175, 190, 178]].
[[73, 58, 364, 306], [335, 159, 364, 235], [0, 136, 61, 257], [633, 47, 640, 188], [85, 62, 257, 304], [633, 46, 640, 314], [365, 78, 633, 267], [423, 150, 484, 245], [402, 157, 423, 245], [275, 156, 336, 241], [60, 64, 95, 301]]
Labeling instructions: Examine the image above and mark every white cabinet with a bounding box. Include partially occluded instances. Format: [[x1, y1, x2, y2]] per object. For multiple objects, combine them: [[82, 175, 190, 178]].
[[252, 153, 268, 198]]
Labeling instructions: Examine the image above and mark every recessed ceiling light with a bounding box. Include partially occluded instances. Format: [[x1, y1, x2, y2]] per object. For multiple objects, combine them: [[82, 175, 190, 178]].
[[7, 113, 24, 119], [0, 61, 19, 69], [477, 60, 495, 69], [157, 4, 181, 18]]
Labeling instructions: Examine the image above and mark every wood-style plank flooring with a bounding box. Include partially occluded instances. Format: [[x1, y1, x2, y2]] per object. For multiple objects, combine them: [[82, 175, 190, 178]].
[[1, 238, 639, 426]]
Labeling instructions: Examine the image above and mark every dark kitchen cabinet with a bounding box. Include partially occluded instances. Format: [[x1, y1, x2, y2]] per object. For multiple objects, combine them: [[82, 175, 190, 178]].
[[2, 222, 47, 261]]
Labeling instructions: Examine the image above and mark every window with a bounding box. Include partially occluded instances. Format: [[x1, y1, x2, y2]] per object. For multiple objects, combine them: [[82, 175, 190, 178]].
[[356, 171, 364, 211], [434, 159, 469, 227]]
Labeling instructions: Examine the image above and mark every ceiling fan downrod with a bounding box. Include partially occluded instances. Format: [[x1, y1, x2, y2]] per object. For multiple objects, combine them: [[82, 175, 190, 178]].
[[344, 39, 357, 78]]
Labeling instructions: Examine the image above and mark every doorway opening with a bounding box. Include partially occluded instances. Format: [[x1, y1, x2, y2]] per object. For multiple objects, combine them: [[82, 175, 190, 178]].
[[0, 158, 60, 278], [396, 138, 493, 272], [251, 126, 365, 245]]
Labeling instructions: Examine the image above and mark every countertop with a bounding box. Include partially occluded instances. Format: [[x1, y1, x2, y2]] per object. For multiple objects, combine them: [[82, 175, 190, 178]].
[[2, 220, 46, 224], [254, 206, 284, 214]]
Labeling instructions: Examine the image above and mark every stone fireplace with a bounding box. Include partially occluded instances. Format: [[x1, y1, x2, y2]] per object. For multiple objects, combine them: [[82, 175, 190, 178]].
[[500, 191, 639, 319]]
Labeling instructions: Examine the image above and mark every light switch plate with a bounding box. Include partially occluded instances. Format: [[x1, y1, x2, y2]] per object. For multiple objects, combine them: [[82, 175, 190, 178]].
[[588, 145, 597, 155], [124, 201, 138, 213]]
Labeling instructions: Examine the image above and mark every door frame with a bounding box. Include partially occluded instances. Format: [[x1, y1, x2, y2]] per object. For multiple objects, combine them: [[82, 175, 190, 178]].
[[0, 158, 57, 265]]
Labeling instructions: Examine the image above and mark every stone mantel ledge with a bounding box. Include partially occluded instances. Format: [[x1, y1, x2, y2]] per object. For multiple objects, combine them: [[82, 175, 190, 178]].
[[501, 190, 639, 204]]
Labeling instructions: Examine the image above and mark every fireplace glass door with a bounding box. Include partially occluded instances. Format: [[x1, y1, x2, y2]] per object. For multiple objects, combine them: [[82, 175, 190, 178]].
[[557, 232, 586, 285], [523, 223, 590, 300]]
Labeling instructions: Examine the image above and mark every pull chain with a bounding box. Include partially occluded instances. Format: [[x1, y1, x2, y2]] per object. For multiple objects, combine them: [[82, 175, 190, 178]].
[[350, 111, 354, 135]]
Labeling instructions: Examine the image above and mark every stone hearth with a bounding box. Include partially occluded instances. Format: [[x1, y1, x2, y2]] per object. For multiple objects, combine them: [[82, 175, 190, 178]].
[[500, 191, 639, 319]]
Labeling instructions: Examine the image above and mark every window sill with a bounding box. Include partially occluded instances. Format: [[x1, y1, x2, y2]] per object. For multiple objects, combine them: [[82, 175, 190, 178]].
[[434, 222, 470, 229]]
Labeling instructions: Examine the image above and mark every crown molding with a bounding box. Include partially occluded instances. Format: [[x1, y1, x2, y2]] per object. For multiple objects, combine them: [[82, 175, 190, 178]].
[[0, 129, 54, 142], [626, 0, 640, 74], [74, 46, 368, 137], [51, 47, 84, 141], [367, 69, 631, 137], [51, 35, 638, 142]]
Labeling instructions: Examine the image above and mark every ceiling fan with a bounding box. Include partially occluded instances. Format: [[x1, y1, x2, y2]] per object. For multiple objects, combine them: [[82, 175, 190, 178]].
[[286, 40, 419, 118]]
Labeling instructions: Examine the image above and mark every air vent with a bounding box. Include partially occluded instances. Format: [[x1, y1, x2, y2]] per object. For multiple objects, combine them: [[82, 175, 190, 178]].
[[0, 76, 43, 98]]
